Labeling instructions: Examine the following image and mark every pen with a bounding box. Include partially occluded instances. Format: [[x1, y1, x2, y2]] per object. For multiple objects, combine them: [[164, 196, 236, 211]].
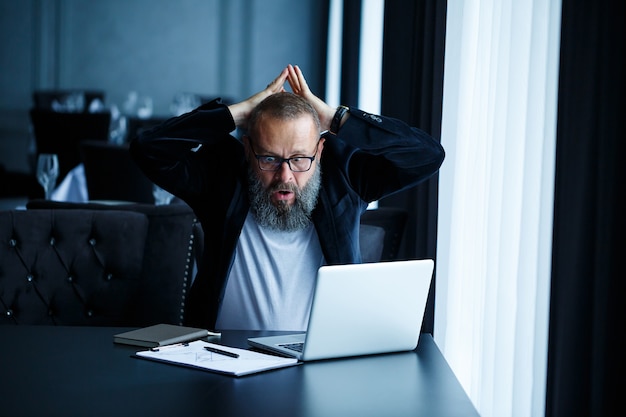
[[204, 345, 240, 358], [150, 342, 189, 352]]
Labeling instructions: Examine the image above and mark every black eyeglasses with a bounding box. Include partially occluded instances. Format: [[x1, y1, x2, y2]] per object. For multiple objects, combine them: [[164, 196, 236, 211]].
[[248, 139, 321, 172]]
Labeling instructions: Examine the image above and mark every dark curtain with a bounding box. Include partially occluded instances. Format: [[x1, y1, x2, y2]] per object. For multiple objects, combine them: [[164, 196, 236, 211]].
[[379, 0, 447, 333], [325, 0, 446, 334], [546, 0, 626, 415], [339, 0, 362, 105]]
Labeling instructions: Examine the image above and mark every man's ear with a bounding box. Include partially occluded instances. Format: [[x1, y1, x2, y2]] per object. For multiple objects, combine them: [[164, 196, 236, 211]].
[[318, 137, 326, 155]]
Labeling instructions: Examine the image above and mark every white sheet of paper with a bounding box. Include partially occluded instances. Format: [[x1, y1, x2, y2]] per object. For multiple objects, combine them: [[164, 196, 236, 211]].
[[136, 340, 298, 377]]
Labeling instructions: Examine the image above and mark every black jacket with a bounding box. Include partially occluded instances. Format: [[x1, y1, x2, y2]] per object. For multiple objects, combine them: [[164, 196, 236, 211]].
[[130, 99, 444, 329]]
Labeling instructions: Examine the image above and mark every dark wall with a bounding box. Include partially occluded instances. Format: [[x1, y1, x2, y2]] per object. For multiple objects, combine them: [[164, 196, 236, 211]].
[[0, 0, 327, 174]]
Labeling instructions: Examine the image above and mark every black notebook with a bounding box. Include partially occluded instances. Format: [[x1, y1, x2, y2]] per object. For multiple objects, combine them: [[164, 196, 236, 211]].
[[113, 323, 219, 348]]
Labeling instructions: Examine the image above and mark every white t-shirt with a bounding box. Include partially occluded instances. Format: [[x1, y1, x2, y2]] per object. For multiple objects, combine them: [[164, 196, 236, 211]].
[[215, 212, 325, 331]]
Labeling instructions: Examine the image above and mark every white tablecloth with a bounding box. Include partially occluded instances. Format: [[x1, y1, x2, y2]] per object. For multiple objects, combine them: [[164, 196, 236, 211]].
[[51, 164, 88, 203]]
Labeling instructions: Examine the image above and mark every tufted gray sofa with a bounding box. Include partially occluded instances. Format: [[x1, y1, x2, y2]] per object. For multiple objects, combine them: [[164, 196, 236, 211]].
[[0, 201, 198, 326]]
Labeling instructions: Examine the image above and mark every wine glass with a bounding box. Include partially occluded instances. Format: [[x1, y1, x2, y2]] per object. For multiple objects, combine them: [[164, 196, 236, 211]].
[[36, 153, 59, 200]]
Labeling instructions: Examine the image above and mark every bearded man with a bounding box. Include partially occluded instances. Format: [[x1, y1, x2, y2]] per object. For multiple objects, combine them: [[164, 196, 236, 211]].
[[130, 65, 444, 331]]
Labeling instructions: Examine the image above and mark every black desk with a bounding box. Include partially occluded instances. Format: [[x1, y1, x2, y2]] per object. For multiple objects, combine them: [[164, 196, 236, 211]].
[[0, 326, 478, 417]]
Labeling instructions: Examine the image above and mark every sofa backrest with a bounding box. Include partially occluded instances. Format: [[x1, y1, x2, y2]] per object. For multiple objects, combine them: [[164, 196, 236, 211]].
[[1, 202, 198, 326]]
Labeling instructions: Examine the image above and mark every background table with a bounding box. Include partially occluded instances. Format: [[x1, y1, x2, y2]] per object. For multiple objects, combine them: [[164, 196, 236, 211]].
[[0, 326, 478, 417]]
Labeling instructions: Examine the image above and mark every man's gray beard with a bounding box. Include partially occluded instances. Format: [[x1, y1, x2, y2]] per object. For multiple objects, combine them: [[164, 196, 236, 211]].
[[248, 166, 321, 232]]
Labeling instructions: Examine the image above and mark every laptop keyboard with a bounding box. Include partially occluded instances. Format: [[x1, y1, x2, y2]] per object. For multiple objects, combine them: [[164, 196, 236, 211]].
[[279, 342, 304, 353]]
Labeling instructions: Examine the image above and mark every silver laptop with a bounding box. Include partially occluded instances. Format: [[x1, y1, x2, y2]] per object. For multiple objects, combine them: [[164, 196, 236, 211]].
[[247, 259, 434, 361]]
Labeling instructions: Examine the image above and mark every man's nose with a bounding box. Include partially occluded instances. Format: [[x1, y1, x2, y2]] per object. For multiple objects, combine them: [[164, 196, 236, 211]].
[[275, 160, 293, 182]]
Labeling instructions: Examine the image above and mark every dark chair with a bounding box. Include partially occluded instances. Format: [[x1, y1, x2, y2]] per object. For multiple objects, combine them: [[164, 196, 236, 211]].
[[1, 201, 199, 326], [33, 90, 106, 112], [0, 165, 42, 199], [80, 140, 154, 203], [29, 109, 112, 183], [359, 224, 385, 263], [360, 207, 408, 261]]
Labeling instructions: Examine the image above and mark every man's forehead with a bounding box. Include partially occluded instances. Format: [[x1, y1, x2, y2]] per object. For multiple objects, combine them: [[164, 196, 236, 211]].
[[254, 116, 320, 152], [256, 112, 317, 129]]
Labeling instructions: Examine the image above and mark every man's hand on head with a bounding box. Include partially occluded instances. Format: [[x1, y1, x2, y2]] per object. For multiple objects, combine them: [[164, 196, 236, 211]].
[[228, 65, 345, 134], [287, 64, 336, 131], [228, 67, 289, 129]]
